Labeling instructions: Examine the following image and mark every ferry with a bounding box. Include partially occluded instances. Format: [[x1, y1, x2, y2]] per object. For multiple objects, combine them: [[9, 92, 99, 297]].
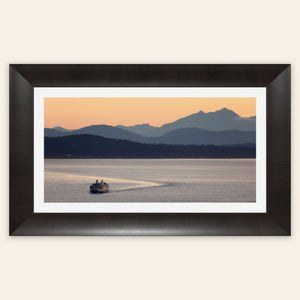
[[90, 179, 109, 193]]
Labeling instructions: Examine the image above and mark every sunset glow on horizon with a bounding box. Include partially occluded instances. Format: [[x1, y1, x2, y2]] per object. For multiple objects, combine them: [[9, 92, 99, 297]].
[[45, 97, 256, 129]]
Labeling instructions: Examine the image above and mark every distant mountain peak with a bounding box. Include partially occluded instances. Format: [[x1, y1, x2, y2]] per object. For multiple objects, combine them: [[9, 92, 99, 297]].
[[52, 126, 71, 132], [117, 123, 154, 128], [214, 107, 239, 117], [194, 108, 239, 117], [132, 123, 152, 128]]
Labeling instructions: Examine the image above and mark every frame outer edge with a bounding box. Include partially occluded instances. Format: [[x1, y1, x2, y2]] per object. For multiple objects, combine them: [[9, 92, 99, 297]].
[[9, 64, 291, 236], [9, 66, 34, 235], [266, 65, 291, 235]]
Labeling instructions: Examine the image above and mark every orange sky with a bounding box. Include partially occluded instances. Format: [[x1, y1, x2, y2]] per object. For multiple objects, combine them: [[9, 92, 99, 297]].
[[44, 97, 256, 129]]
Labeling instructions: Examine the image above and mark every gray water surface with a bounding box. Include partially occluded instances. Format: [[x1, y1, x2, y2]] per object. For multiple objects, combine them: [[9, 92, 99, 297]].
[[45, 159, 256, 203]]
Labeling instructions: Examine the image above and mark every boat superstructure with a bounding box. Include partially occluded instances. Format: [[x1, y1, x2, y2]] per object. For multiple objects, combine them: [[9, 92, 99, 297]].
[[90, 179, 109, 193]]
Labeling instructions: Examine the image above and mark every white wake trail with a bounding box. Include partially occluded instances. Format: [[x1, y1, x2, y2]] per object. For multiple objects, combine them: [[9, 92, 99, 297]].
[[45, 171, 164, 191]]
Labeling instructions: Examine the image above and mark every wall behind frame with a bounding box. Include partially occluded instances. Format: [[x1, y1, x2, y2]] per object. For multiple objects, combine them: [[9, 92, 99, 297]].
[[0, 1, 298, 300]]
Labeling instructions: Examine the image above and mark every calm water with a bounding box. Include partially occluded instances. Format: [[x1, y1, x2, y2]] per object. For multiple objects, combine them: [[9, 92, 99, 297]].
[[45, 159, 256, 203]]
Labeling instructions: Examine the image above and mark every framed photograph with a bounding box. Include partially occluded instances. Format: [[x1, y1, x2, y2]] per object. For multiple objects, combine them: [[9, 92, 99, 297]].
[[9, 64, 291, 235]]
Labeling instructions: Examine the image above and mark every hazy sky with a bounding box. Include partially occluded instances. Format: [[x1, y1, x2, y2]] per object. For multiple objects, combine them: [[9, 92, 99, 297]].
[[45, 97, 256, 129]]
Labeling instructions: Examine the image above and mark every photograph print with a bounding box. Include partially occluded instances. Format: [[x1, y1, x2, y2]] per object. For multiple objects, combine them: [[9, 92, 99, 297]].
[[43, 95, 258, 206]]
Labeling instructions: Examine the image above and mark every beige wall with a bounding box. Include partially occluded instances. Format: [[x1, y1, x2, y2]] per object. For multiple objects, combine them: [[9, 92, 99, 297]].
[[0, 1, 299, 299]]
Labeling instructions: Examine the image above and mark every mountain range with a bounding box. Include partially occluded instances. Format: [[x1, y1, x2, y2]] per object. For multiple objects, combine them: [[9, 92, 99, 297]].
[[45, 108, 256, 146], [117, 108, 255, 136]]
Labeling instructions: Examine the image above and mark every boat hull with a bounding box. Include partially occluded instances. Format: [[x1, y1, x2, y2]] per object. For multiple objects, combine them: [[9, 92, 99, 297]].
[[90, 186, 109, 193]]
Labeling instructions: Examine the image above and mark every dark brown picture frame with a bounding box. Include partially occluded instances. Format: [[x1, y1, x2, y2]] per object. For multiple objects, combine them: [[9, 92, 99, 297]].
[[9, 64, 291, 236]]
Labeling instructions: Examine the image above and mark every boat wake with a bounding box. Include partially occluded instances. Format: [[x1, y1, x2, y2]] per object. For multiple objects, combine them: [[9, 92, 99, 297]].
[[45, 171, 165, 192]]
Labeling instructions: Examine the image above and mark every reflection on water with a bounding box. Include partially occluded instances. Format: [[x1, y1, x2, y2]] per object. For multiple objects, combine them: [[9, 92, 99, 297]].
[[45, 159, 256, 203]]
